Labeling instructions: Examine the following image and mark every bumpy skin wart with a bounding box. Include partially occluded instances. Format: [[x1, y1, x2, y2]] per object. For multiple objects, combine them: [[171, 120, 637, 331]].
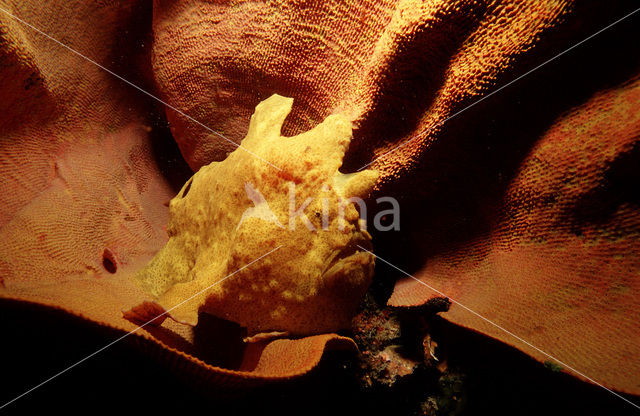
[[129, 94, 378, 336]]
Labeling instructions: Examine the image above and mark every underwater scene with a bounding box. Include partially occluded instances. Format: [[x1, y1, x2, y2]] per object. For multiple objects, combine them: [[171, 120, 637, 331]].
[[0, 1, 638, 415]]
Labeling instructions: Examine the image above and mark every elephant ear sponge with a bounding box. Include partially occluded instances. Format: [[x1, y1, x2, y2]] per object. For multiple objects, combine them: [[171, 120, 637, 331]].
[[128, 94, 378, 336]]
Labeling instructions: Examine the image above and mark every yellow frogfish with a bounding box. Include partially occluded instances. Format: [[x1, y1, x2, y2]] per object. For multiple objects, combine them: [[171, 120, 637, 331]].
[[125, 94, 378, 337]]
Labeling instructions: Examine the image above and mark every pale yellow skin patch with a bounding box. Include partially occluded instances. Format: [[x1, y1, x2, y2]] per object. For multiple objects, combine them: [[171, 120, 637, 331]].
[[128, 94, 378, 336]]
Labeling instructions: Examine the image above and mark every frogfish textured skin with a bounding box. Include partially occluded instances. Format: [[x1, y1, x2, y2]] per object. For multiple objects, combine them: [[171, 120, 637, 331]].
[[128, 94, 378, 336], [0, 0, 639, 396]]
